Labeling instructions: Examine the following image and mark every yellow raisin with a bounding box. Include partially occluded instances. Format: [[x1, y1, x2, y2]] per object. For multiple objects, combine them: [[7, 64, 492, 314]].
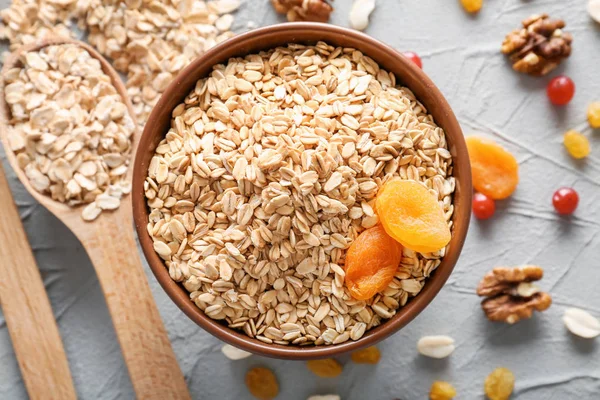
[[429, 381, 457, 400], [588, 102, 600, 128], [563, 130, 590, 159], [460, 0, 483, 13], [351, 346, 381, 364], [484, 367, 515, 400], [245, 367, 279, 400], [307, 358, 343, 378]]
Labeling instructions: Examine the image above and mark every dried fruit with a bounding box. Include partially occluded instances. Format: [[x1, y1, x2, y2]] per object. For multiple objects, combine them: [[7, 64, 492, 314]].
[[403, 51, 423, 68], [376, 179, 451, 253], [547, 76, 575, 105], [589, 0, 600, 24], [588, 102, 600, 128], [484, 368, 515, 400], [344, 225, 403, 300], [245, 367, 279, 400], [271, 0, 333, 22], [501, 14, 572, 76], [563, 130, 590, 159], [350, 346, 381, 364], [472, 193, 496, 220], [349, 0, 376, 31], [552, 187, 579, 215], [460, 0, 483, 13], [466, 136, 519, 200], [221, 344, 252, 360], [417, 335, 455, 359], [563, 308, 600, 339], [477, 266, 552, 324], [429, 381, 457, 400], [306, 358, 343, 378]]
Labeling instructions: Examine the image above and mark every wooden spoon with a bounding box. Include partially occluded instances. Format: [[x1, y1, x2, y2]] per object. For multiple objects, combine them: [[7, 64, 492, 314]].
[[0, 160, 76, 400], [0, 38, 190, 399]]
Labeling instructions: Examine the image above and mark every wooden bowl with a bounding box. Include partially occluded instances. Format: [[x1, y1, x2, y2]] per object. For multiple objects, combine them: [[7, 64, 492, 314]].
[[132, 23, 472, 360]]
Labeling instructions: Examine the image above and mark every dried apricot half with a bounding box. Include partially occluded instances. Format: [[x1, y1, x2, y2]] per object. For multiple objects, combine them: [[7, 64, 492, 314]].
[[466, 136, 519, 200], [375, 178, 450, 253], [344, 225, 403, 300]]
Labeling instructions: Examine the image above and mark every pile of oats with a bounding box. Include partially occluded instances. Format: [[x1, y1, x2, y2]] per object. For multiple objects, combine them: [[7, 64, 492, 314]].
[[4, 44, 135, 221], [145, 41, 455, 346], [0, 0, 75, 51], [0, 0, 240, 124]]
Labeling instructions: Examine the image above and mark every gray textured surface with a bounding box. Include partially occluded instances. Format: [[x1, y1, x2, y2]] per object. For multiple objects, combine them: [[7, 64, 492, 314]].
[[1, 0, 599, 399]]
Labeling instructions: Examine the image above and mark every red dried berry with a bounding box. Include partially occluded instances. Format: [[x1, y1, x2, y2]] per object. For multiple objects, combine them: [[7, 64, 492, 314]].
[[473, 192, 496, 220], [547, 76, 575, 106], [403, 51, 422, 69], [552, 187, 579, 215]]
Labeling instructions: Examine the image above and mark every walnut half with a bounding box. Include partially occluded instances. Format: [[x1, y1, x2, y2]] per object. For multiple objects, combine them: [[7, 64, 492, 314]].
[[271, 0, 333, 22], [477, 266, 552, 324], [501, 14, 572, 76]]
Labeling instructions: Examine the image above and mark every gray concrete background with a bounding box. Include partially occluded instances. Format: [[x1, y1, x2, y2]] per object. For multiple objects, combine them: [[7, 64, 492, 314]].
[[1, 0, 599, 399]]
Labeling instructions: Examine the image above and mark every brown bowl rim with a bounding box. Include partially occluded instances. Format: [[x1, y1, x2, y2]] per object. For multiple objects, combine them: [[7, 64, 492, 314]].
[[133, 22, 472, 360]]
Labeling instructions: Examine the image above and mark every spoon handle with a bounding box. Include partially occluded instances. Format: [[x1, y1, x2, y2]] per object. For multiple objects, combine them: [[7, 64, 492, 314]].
[[77, 199, 190, 400], [0, 162, 77, 400]]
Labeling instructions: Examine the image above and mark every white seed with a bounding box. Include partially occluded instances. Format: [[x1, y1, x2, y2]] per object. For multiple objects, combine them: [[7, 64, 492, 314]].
[[417, 335, 455, 359], [563, 308, 600, 339], [589, 0, 600, 23], [221, 344, 252, 360], [349, 0, 376, 31]]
